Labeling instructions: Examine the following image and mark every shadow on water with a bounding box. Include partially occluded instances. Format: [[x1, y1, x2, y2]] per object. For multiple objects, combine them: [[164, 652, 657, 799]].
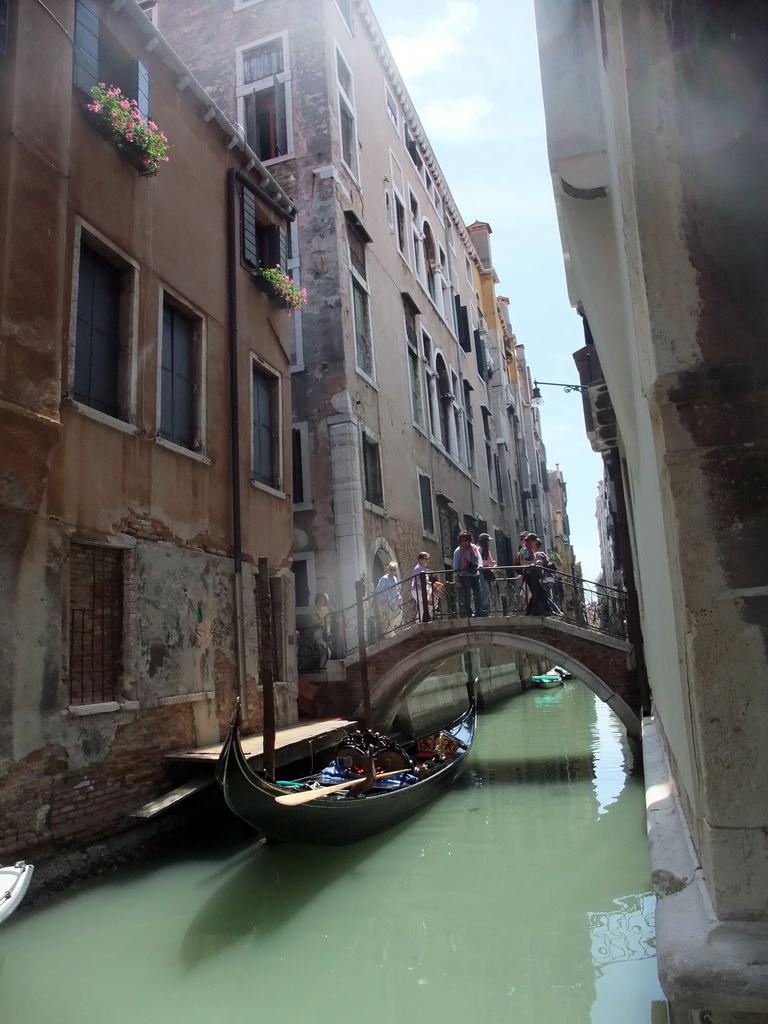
[[179, 809, 431, 970]]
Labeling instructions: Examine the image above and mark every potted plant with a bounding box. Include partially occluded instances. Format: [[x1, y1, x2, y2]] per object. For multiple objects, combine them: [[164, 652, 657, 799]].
[[85, 84, 169, 176], [252, 266, 307, 313]]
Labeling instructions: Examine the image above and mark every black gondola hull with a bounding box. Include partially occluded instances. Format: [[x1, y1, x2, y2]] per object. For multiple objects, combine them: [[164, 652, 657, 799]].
[[216, 703, 476, 845]]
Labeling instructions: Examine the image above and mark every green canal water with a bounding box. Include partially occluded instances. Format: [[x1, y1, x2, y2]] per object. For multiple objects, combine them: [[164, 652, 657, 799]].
[[0, 682, 666, 1024]]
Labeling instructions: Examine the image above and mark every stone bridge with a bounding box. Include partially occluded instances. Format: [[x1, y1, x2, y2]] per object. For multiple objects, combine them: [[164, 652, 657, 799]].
[[313, 614, 641, 740]]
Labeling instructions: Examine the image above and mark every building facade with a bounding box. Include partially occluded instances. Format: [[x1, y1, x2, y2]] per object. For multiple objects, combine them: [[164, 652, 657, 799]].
[[0, 0, 297, 861], [156, 0, 541, 631], [534, 1, 768, 1018]]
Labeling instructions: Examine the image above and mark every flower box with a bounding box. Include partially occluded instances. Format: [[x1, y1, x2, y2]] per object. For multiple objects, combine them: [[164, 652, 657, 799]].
[[83, 85, 169, 177], [251, 267, 307, 313]]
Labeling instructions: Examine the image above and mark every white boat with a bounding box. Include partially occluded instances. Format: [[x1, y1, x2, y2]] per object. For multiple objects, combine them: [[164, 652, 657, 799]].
[[0, 861, 34, 924]]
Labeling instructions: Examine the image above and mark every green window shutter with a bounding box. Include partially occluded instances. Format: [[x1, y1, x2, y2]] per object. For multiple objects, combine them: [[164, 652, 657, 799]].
[[242, 189, 258, 267]]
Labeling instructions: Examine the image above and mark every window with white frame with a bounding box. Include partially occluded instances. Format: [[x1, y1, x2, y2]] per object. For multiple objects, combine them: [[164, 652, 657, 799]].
[[403, 121, 422, 171], [159, 294, 204, 453], [362, 431, 384, 508], [251, 360, 282, 490], [403, 297, 425, 429], [334, 0, 355, 33], [385, 84, 398, 129], [237, 34, 291, 162], [72, 230, 137, 423], [348, 220, 373, 378], [394, 194, 407, 260], [336, 48, 358, 177], [410, 192, 421, 282]]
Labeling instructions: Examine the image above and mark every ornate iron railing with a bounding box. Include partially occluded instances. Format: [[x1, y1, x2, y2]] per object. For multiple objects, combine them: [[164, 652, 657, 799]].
[[296, 566, 628, 672]]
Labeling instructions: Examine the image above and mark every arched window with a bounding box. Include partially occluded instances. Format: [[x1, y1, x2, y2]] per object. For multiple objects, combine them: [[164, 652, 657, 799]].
[[435, 354, 451, 450], [422, 222, 437, 302]]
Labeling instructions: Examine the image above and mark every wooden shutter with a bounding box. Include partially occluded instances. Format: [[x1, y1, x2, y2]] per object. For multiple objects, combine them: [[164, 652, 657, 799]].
[[244, 91, 260, 157], [266, 225, 289, 271], [274, 77, 287, 156], [474, 328, 488, 377], [74, 245, 121, 417], [73, 0, 99, 95], [242, 189, 258, 267], [455, 297, 471, 352], [419, 474, 434, 533]]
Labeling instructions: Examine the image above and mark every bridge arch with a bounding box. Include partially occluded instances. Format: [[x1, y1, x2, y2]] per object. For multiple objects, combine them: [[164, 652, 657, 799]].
[[358, 628, 641, 740]]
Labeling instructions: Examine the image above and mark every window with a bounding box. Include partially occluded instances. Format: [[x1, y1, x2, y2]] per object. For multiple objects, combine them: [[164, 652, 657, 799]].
[[74, 0, 150, 117], [403, 121, 422, 171], [482, 407, 498, 500], [69, 543, 123, 705], [363, 433, 384, 508], [394, 195, 407, 258], [241, 186, 290, 271], [474, 327, 489, 379], [463, 380, 475, 470], [348, 222, 373, 378], [290, 554, 314, 614], [437, 497, 460, 564], [336, 49, 358, 176], [160, 299, 199, 451], [238, 35, 290, 162], [335, 0, 355, 32], [454, 297, 472, 352], [435, 354, 452, 452], [385, 85, 398, 128], [292, 423, 311, 508], [403, 299, 424, 428], [418, 471, 435, 535], [74, 240, 132, 420], [252, 362, 281, 489]]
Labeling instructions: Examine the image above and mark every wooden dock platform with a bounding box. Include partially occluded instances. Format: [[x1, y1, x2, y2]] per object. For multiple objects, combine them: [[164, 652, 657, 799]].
[[165, 718, 357, 765], [131, 718, 356, 820]]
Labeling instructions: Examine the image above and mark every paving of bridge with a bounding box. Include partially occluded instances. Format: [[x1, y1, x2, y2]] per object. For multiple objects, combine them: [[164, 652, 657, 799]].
[[337, 615, 640, 740]]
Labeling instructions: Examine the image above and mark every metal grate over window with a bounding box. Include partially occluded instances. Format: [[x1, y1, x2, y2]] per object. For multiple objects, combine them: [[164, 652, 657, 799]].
[[69, 543, 123, 704]]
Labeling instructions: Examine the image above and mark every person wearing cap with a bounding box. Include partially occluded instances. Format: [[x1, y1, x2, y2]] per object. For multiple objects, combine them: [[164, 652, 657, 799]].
[[374, 561, 403, 636]]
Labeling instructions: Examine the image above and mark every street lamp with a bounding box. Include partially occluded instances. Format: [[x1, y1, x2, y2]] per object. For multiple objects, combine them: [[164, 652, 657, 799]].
[[531, 380, 589, 406]]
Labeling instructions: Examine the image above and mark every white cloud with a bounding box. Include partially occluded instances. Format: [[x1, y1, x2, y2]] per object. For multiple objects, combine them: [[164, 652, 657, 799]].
[[384, 1, 478, 79]]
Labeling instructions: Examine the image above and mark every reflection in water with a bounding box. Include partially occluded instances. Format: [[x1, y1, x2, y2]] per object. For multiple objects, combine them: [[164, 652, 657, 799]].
[[0, 683, 665, 1024]]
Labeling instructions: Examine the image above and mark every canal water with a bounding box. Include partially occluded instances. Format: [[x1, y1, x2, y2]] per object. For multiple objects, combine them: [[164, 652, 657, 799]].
[[0, 681, 666, 1024]]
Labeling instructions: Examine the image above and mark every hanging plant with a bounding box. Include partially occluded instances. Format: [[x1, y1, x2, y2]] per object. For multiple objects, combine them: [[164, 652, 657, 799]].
[[85, 84, 170, 176], [252, 266, 307, 313]]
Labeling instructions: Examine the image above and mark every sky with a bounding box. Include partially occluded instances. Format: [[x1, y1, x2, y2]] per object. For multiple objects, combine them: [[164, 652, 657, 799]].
[[367, 0, 605, 581]]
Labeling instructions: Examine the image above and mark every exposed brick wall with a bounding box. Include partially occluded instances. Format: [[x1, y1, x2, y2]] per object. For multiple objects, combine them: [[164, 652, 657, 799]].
[[0, 704, 198, 864]]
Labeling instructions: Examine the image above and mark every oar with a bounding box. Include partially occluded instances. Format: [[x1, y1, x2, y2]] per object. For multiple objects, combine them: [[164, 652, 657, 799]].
[[275, 770, 408, 806]]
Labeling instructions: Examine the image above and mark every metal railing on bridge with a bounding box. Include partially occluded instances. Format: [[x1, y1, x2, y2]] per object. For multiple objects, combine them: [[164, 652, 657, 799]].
[[297, 567, 628, 673]]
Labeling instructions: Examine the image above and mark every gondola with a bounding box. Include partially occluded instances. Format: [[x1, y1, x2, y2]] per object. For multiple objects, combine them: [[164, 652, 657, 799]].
[[0, 861, 33, 924], [215, 700, 476, 845]]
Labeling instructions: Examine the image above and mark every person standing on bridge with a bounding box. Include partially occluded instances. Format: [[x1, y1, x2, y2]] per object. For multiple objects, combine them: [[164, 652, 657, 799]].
[[519, 533, 551, 617], [375, 562, 404, 637], [478, 533, 497, 616], [453, 530, 484, 617]]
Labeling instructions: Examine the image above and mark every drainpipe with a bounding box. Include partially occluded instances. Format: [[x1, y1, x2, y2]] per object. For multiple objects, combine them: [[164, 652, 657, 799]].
[[226, 168, 248, 719], [226, 169, 297, 722]]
